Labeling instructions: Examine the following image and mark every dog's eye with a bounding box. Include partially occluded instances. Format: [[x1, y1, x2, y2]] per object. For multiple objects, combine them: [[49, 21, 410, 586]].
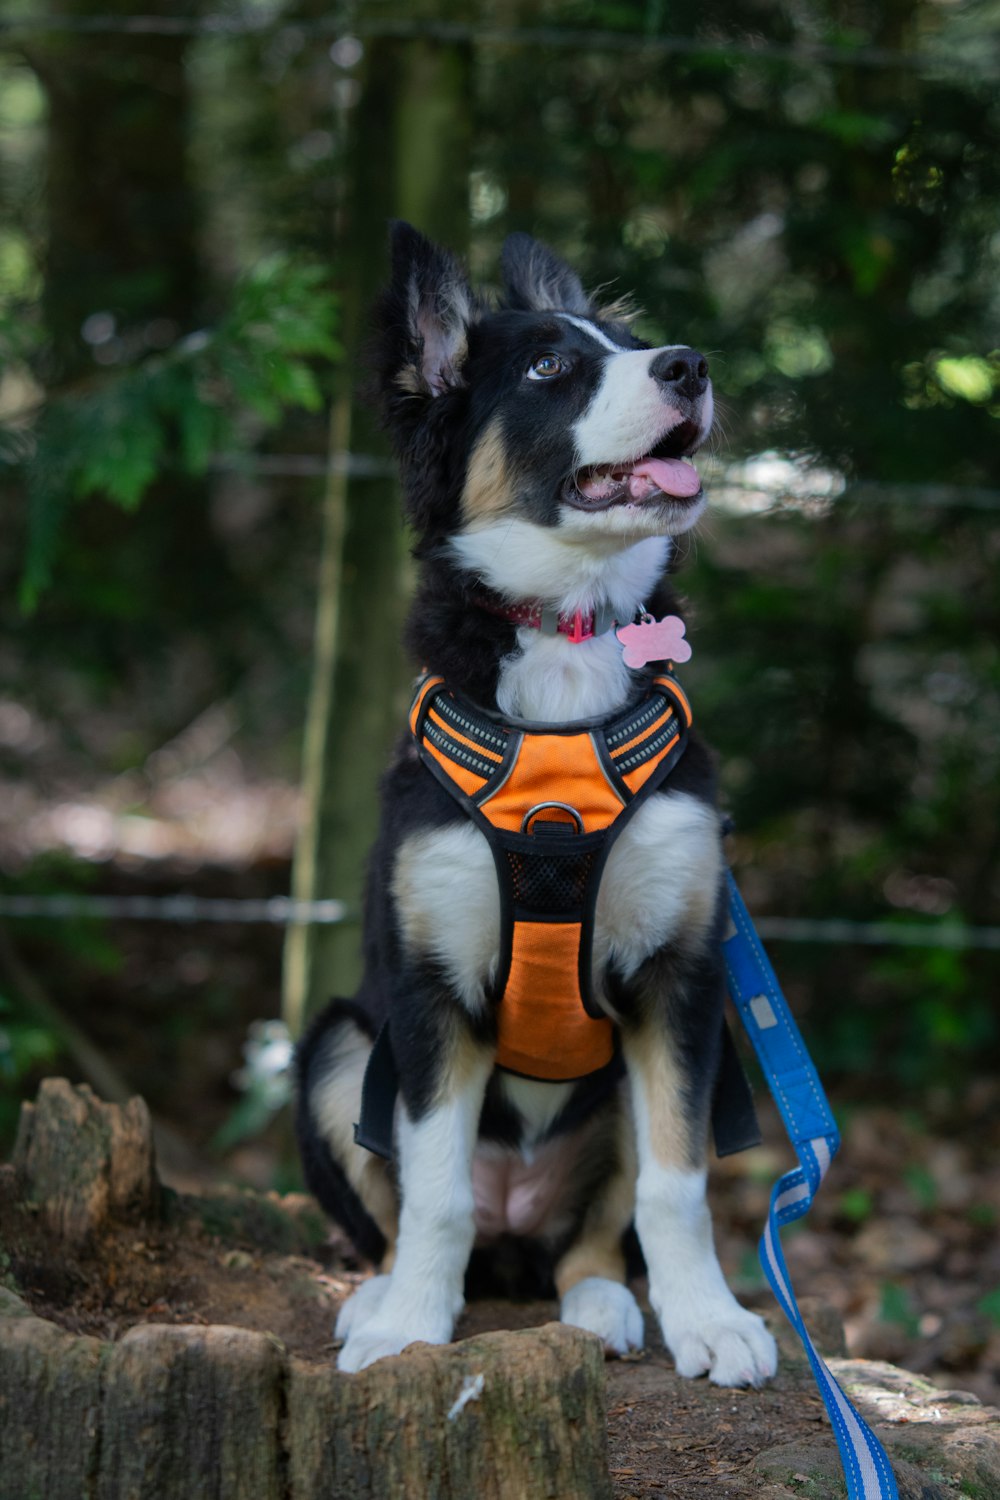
[[527, 352, 566, 381]]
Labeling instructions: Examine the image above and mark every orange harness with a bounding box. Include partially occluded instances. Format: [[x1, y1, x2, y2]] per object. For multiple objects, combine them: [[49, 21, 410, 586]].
[[408, 672, 693, 1081]]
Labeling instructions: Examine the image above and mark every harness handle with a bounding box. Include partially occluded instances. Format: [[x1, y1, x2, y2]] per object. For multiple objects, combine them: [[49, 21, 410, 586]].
[[520, 801, 584, 835]]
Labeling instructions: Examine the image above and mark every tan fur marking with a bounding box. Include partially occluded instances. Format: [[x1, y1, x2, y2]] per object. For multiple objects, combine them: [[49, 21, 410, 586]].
[[461, 418, 516, 520], [433, 1021, 495, 1109], [623, 1022, 693, 1171], [595, 294, 640, 325], [554, 1109, 637, 1297], [395, 365, 425, 396]]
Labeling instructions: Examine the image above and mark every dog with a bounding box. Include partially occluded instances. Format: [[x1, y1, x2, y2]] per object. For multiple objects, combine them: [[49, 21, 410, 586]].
[[295, 222, 778, 1386]]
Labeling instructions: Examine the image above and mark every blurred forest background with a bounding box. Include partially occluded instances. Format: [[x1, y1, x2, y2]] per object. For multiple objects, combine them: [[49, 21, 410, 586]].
[[0, 0, 998, 1398]]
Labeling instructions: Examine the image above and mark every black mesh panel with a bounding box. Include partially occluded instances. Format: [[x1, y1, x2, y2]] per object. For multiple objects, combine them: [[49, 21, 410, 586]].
[[504, 845, 598, 915]]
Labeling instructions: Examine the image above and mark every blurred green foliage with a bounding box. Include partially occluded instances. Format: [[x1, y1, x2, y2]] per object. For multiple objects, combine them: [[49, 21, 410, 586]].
[[879, 1281, 921, 1337], [14, 257, 339, 608], [838, 1187, 875, 1223], [0, 991, 60, 1140], [0, 0, 997, 1144], [978, 1288, 1000, 1328]]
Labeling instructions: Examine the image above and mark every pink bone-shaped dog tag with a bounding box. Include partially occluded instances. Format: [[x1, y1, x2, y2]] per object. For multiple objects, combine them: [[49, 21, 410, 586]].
[[616, 613, 692, 669]]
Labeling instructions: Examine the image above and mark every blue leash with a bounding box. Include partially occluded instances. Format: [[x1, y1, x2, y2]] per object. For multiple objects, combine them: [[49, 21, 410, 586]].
[[723, 871, 898, 1500]]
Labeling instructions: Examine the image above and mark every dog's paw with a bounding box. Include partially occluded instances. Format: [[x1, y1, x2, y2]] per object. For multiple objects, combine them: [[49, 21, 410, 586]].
[[560, 1277, 645, 1357], [336, 1309, 455, 1373], [660, 1295, 777, 1388], [334, 1274, 393, 1343]]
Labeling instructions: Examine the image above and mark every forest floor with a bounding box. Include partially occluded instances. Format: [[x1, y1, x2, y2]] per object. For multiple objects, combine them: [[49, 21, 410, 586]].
[[2, 1134, 995, 1500], [11, 877, 1000, 1371], [2, 856, 999, 1482]]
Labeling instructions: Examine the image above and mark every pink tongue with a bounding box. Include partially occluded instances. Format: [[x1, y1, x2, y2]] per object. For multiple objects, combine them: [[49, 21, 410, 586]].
[[627, 457, 701, 499]]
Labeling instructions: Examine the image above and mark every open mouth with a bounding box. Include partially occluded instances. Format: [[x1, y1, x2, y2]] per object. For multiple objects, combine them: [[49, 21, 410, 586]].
[[563, 419, 704, 512]]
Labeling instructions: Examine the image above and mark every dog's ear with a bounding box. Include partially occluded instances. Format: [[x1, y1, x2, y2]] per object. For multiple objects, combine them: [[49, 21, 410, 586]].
[[500, 232, 590, 315], [376, 221, 474, 400]]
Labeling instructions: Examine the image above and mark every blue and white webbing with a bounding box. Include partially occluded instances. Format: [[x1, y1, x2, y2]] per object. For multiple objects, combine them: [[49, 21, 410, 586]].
[[723, 872, 899, 1500]]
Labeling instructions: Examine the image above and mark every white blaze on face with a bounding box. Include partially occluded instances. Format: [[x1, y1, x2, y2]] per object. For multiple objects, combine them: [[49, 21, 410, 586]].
[[555, 313, 631, 354], [572, 343, 707, 467], [552, 316, 712, 471]]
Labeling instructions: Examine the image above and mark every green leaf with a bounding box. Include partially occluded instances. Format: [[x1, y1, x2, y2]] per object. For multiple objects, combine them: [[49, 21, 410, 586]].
[[879, 1283, 920, 1337], [176, 397, 219, 475], [977, 1287, 1000, 1327], [838, 1187, 874, 1222], [11, 255, 339, 605]]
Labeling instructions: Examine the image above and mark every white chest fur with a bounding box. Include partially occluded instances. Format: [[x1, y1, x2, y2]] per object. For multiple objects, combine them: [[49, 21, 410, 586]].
[[497, 628, 634, 720], [392, 789, 721, 1020], [392, 788, 719, 1164]]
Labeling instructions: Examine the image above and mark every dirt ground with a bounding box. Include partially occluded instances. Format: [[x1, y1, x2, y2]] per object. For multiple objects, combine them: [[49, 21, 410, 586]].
[[2, 1137, 993, 1500], [0, 1163, 823, 1498], [5, 861, 999, 1427]]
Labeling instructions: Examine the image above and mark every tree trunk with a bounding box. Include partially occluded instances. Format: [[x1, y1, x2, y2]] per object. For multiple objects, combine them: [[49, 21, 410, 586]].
[[33, 0, 199, 386], [282, 30, 473, 1035]]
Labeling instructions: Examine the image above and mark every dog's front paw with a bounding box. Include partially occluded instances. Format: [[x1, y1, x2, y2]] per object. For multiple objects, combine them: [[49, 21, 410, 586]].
[[334, 1274, 393, 1343], [337, 1308, 456, 1373], [560, 1277, 645, 1356], [659, 1295, 777, 1388]]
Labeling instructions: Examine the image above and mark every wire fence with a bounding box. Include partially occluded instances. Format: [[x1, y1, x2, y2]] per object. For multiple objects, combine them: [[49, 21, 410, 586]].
[[0, 891, 998, 950], [0, 12, 990, 80], [206, 453, 1000, 512], [3, 439, 999, 510], [2, 11, 996, 963]]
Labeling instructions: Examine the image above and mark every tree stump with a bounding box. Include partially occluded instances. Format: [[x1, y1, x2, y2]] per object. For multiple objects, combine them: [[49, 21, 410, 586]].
[[4, 1080, 1000, 1500], [13, 1077, 159, 1247], [0, 1285, 610, 1500], [289, 1323, 611, 1500], [1, 1080, 611, 1500], [0, 1286, 104, 1500]]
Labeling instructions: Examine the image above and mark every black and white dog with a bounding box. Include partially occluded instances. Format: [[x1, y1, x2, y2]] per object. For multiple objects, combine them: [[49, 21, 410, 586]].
[[296, 223, 777, 1385]]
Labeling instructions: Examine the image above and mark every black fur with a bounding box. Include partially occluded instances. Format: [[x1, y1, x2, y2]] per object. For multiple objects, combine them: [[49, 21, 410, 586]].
[[295, 223, 722, 1287], [294, 1000, 389, 1264]]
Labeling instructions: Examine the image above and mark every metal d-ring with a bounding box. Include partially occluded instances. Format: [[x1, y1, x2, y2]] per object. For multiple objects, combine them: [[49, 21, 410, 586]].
[[520, 801, 584, 835]]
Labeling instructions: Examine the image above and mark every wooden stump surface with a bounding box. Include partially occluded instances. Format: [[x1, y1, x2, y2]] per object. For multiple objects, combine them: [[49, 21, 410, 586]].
[[3, 1079, 1000, 1500]]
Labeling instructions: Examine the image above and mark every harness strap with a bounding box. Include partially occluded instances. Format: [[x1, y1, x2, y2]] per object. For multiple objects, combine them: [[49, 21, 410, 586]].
[[355, 1014, 760, 1163], [712, 1020, 763, 1157], [353, 1021, 397, 1161], [723, 872, 898, 1500]]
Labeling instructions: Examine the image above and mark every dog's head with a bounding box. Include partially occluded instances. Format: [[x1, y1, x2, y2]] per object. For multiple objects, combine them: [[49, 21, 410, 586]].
[[374, 223, 712, 601]]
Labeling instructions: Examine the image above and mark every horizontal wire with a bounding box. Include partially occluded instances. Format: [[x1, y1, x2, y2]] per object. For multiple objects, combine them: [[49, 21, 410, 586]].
[[0, 13, 983, 78], [0, 893, 351, 926], [0, 892, 997, 949], [7, 440, 996, 507], [754, 915, 1000, 951], [209, 450, 394, 479], [207, 456, 1000, 510]]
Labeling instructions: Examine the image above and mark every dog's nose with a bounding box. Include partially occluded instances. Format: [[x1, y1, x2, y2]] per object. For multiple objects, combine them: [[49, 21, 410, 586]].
[[650, 348, 709, 401]]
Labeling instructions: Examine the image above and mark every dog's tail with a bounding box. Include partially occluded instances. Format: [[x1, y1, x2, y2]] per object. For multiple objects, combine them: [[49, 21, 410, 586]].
[[294, 1000, 397, 1266]]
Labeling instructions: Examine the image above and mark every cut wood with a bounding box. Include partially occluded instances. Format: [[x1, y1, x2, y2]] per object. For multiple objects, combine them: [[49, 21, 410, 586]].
[[0, 1288, 611, 1500], [4, 1081, 1000, 1500], [13, 1076, 159, 1247], [288, 1322, 612, 1500]]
